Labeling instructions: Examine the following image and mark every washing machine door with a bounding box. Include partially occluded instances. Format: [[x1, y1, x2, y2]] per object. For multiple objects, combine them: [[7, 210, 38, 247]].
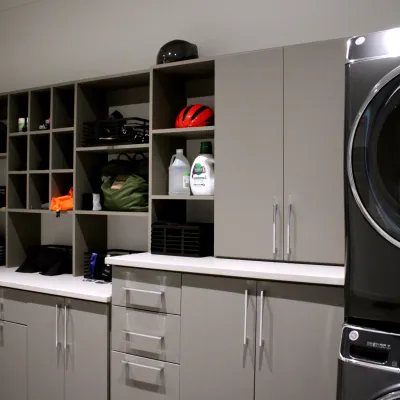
[[349, 65, 400, 248], [378, 394, 400, 400]]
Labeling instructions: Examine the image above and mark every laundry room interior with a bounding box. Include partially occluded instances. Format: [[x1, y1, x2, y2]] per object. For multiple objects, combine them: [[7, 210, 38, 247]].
[[1, 1, 400, 400]]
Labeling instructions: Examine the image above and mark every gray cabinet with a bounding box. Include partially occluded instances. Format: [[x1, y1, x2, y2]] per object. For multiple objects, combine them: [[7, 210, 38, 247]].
[[0, 321, 28, 400], [283, 39, 346, 264], [180, 274, 257, 400], [215, 48, 284, 261], [180, 274, 344, 400], [65, 298, 109, 400], [27, 293, 65, 400], [215, 40, 346, 265], [255, 281, 344, 400], [27, 293, 109, 400]]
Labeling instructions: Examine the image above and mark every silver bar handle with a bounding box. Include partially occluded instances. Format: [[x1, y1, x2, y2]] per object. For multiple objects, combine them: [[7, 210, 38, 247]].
[[272, 203, 277, 256], [123, 287, 164, 296], [259, 290, 264, 348], [287, 202, 293, 256], [56, 304, 59, 348], [64, 305, 68, 350], [244, 289, 248, 345], [122, 360, 163, 372], [123, 330, 163, 341]]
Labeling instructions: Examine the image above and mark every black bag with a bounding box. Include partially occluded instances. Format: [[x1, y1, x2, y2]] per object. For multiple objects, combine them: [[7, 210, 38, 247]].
[[17, 245, 72, 276]]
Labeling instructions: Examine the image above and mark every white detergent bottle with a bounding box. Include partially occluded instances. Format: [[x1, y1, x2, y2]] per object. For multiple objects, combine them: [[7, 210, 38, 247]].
[[190, 141, 215, 196], [169, 149, 191, 195]]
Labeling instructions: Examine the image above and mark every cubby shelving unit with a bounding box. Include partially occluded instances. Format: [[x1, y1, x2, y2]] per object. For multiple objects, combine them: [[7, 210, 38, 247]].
[[150, 58, 215, 241], [0, 58, 216, 272]]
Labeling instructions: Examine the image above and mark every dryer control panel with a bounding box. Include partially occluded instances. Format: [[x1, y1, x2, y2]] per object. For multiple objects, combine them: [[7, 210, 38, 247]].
[[341, 324, 400, 371]]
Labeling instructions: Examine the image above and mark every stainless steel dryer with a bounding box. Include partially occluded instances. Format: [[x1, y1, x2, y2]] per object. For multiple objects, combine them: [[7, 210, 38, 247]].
[[345, 28, 400, 327]]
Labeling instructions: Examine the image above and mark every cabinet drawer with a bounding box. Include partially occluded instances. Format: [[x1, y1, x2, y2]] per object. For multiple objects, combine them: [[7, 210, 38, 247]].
[[112, 267, 181, 315], [0, 288, 28, 325], [112, 306, 180, 364], [111, 351, 179, 400]]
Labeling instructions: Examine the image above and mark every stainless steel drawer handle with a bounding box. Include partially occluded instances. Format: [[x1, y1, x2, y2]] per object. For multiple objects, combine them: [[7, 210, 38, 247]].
[[123, 287, 164, 296], [122, 360, 163, 372], [243, 289, 248, 345], [64, 305, 68, 350], [259, 291, 264, 348], [123, 330, 163, 341], [56, 304, 60, 348], [272, 203, 278, 256], [287, 202, 293, 256]]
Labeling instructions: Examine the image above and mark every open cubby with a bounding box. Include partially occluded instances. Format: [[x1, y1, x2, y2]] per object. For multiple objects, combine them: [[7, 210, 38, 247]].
[[152, 135, 214, 196], [9, 92, 28, 134], [75, 151, 107, 209], [30, 89, 51, 131], [8, 174, 27, 209], [53, 85, 75, 129], [52, 131, 74, 169], [152, 60, 214, 130], [7, 212, 41, 267], [76, 72, 150, 147], [29, 133, 49, 170], [29, 173, 49, 210], [0, 96, 7, 154], [51, 172, 73, 199], [9, 135, 27, 171]]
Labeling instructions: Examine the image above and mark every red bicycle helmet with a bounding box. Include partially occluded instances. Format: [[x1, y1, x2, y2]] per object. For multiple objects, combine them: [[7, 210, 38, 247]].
[[175, 104, 214, 128]]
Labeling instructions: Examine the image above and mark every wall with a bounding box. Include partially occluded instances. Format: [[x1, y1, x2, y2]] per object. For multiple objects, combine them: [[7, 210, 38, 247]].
[[0, 0, 400, 92]]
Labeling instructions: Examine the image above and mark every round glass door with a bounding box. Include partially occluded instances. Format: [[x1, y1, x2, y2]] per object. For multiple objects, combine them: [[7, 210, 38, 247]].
[[349, 66, 400, 248], [379, 393, 400, 400]]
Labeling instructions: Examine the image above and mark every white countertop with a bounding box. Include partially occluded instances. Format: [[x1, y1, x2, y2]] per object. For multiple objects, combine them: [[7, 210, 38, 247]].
[[0, 267, 112, 303], [105, 253, 345, 286]]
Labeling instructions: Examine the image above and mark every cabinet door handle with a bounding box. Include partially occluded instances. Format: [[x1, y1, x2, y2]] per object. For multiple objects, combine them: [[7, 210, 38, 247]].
[[244, 289, 248, 345], [287, 202, 293, 257], [272, 203, 278, 256], [123, 287, 164, 296], [259, 290, 264, 348], [64, 305, 68, 351], [56, 304, 60, 348], [123, 330, 163, 341], [122, 360, 163, 372]]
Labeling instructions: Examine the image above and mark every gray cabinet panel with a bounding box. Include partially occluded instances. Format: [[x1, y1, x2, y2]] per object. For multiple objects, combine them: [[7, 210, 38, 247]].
[[180, 274, 256, 400], [111, 351, 179, 400], [112, 305, 180, 364], [215, 49, 284, 260], [284, 39, 346, 264], [65, 298, 109, 400], [113, 266, 181, 315], [0, 287, 28, 324], [27, 293, 65, 400], [0, 321, 28, 400], [255, 281, 344, 400]]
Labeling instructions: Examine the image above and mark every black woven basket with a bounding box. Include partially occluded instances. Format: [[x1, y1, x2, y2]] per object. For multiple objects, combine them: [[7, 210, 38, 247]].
[[82, 117, 149, 147], [151, 222, 214, 257]]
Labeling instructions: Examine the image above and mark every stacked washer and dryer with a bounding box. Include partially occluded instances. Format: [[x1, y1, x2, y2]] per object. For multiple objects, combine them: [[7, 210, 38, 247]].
[[339, 28, 400, 400]]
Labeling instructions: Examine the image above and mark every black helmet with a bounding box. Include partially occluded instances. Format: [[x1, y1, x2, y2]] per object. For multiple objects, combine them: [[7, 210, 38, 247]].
[[157, 40, 199, 64]]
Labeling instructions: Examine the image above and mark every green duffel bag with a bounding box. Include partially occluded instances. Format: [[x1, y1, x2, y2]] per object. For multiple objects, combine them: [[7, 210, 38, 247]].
[[101, 174, 148, 212]]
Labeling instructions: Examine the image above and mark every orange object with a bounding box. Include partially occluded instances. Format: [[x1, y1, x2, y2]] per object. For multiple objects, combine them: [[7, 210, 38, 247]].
[[50, 188, 73, 212]]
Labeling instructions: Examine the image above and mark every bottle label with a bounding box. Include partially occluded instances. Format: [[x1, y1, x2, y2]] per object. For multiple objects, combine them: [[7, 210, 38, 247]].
[[192, 163, 206, 176], [183, 174, 190, 189]]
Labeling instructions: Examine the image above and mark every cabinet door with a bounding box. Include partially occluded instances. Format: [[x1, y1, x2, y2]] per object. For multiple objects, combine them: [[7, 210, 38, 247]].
[[65, 298, 109, 400], [255, 281, 344, 400], [215, 48, 284, 260], [284, 39, 346, 264], [0, 321, 28, 400], [180, 274, 256, 400], [27, 293, 65, 400]]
